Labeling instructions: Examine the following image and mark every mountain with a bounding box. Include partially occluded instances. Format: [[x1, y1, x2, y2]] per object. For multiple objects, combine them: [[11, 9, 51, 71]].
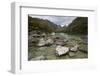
[[28, 16, 59, 33], [64, 17, 88, 34]]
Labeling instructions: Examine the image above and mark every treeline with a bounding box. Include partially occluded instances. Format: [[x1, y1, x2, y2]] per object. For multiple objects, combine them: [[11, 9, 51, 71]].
[[28, 16, 60, 33], [63, 17, 88, 35]]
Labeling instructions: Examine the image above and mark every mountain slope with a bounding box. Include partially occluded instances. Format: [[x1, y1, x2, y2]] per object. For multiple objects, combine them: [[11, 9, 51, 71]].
[[28, 16, 59, 33], [65, 17, 88, 34]]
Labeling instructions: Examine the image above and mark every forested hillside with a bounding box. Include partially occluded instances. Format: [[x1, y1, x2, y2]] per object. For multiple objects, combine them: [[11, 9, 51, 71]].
[[28, 16, 60, 33], [64, 17, 88, 34]]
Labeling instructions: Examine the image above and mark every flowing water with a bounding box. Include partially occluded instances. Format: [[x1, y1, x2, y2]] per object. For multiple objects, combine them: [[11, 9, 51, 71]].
[[28, 33, 88, 61]]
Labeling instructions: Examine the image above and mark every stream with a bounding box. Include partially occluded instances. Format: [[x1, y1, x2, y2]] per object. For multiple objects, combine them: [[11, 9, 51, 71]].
[[28, 33, 88, 61]]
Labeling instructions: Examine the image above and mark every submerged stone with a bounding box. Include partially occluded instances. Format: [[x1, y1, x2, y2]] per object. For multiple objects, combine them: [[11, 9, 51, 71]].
[[79, 45, 87, 53], [68, 51, 76, 57]]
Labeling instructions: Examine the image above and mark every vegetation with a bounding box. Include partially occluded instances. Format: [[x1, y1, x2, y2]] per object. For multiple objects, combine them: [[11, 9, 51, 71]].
[[28, 15, 60, 33], [63, 17, 88, 35]]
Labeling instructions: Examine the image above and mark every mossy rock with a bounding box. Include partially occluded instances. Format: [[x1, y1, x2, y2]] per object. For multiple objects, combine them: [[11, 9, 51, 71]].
[[79, 44, 88, 53], [68, 51, 76, 57]]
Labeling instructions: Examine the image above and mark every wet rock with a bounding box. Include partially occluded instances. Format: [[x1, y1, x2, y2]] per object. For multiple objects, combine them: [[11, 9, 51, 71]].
[[37, 38, 46, 46], [55, 39, 66, 46], [64, 39, 68, 42], [68, 51, 76, 57], [56, 45, 69, 56], [70, 45, 79, 52], [45, 37, 54, 46], [41, 33, 46, 37], [51, 32, 55, 36], [79, 45, 87, 53]]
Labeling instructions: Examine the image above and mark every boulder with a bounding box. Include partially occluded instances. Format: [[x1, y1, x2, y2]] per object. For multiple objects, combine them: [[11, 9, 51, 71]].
[[51, 32, 55, 36], [45, 38, 54, 45], [37, 38, 46, 46], [41, 33, 46, 37], [70, 45, 79, 52], [55, 39, 65, 45], [56, 45, 69, 56], [79, 45, 87, 53], [68, 51, 76, 57]]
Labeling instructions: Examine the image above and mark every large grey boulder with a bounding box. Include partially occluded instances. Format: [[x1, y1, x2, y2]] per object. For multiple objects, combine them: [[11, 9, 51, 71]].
[[56, 45, 69, 56]]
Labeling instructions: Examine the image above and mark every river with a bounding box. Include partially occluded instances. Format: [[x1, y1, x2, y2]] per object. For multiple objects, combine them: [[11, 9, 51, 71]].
[[28, 33, 88, 61]]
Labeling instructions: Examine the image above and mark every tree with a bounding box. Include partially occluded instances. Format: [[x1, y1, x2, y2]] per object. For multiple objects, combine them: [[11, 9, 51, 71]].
[[64, 17, 88, 35]]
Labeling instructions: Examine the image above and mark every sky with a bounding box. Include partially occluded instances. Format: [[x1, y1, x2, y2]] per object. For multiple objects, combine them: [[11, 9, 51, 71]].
[[29, 15, 77, 27]]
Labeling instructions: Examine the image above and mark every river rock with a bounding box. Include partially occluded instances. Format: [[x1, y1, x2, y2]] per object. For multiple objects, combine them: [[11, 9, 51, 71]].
[[51, 32, 55, 36], [37, 38, 46, 46], [79, 45, 87, 53], [70, 45, 79, 52], [56, 45, 69, 56], [55, 39, 65, 45], [41, 33, 46, 37], [45, 38, 54, 46], [68, 51, 76, 57]]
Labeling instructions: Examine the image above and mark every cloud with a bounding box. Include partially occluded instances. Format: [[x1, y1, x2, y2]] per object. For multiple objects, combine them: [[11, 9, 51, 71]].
[[29, 15, 77, 26]]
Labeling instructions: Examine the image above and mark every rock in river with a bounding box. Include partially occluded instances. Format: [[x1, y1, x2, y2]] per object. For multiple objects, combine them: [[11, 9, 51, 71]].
[[37, 38, 46, 46], [45, 37, 54, 46], [79, 45, 87, 53], [56, 45, 69, 56], [68, 51, 76, 57], [70, 45, 79, 52]]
